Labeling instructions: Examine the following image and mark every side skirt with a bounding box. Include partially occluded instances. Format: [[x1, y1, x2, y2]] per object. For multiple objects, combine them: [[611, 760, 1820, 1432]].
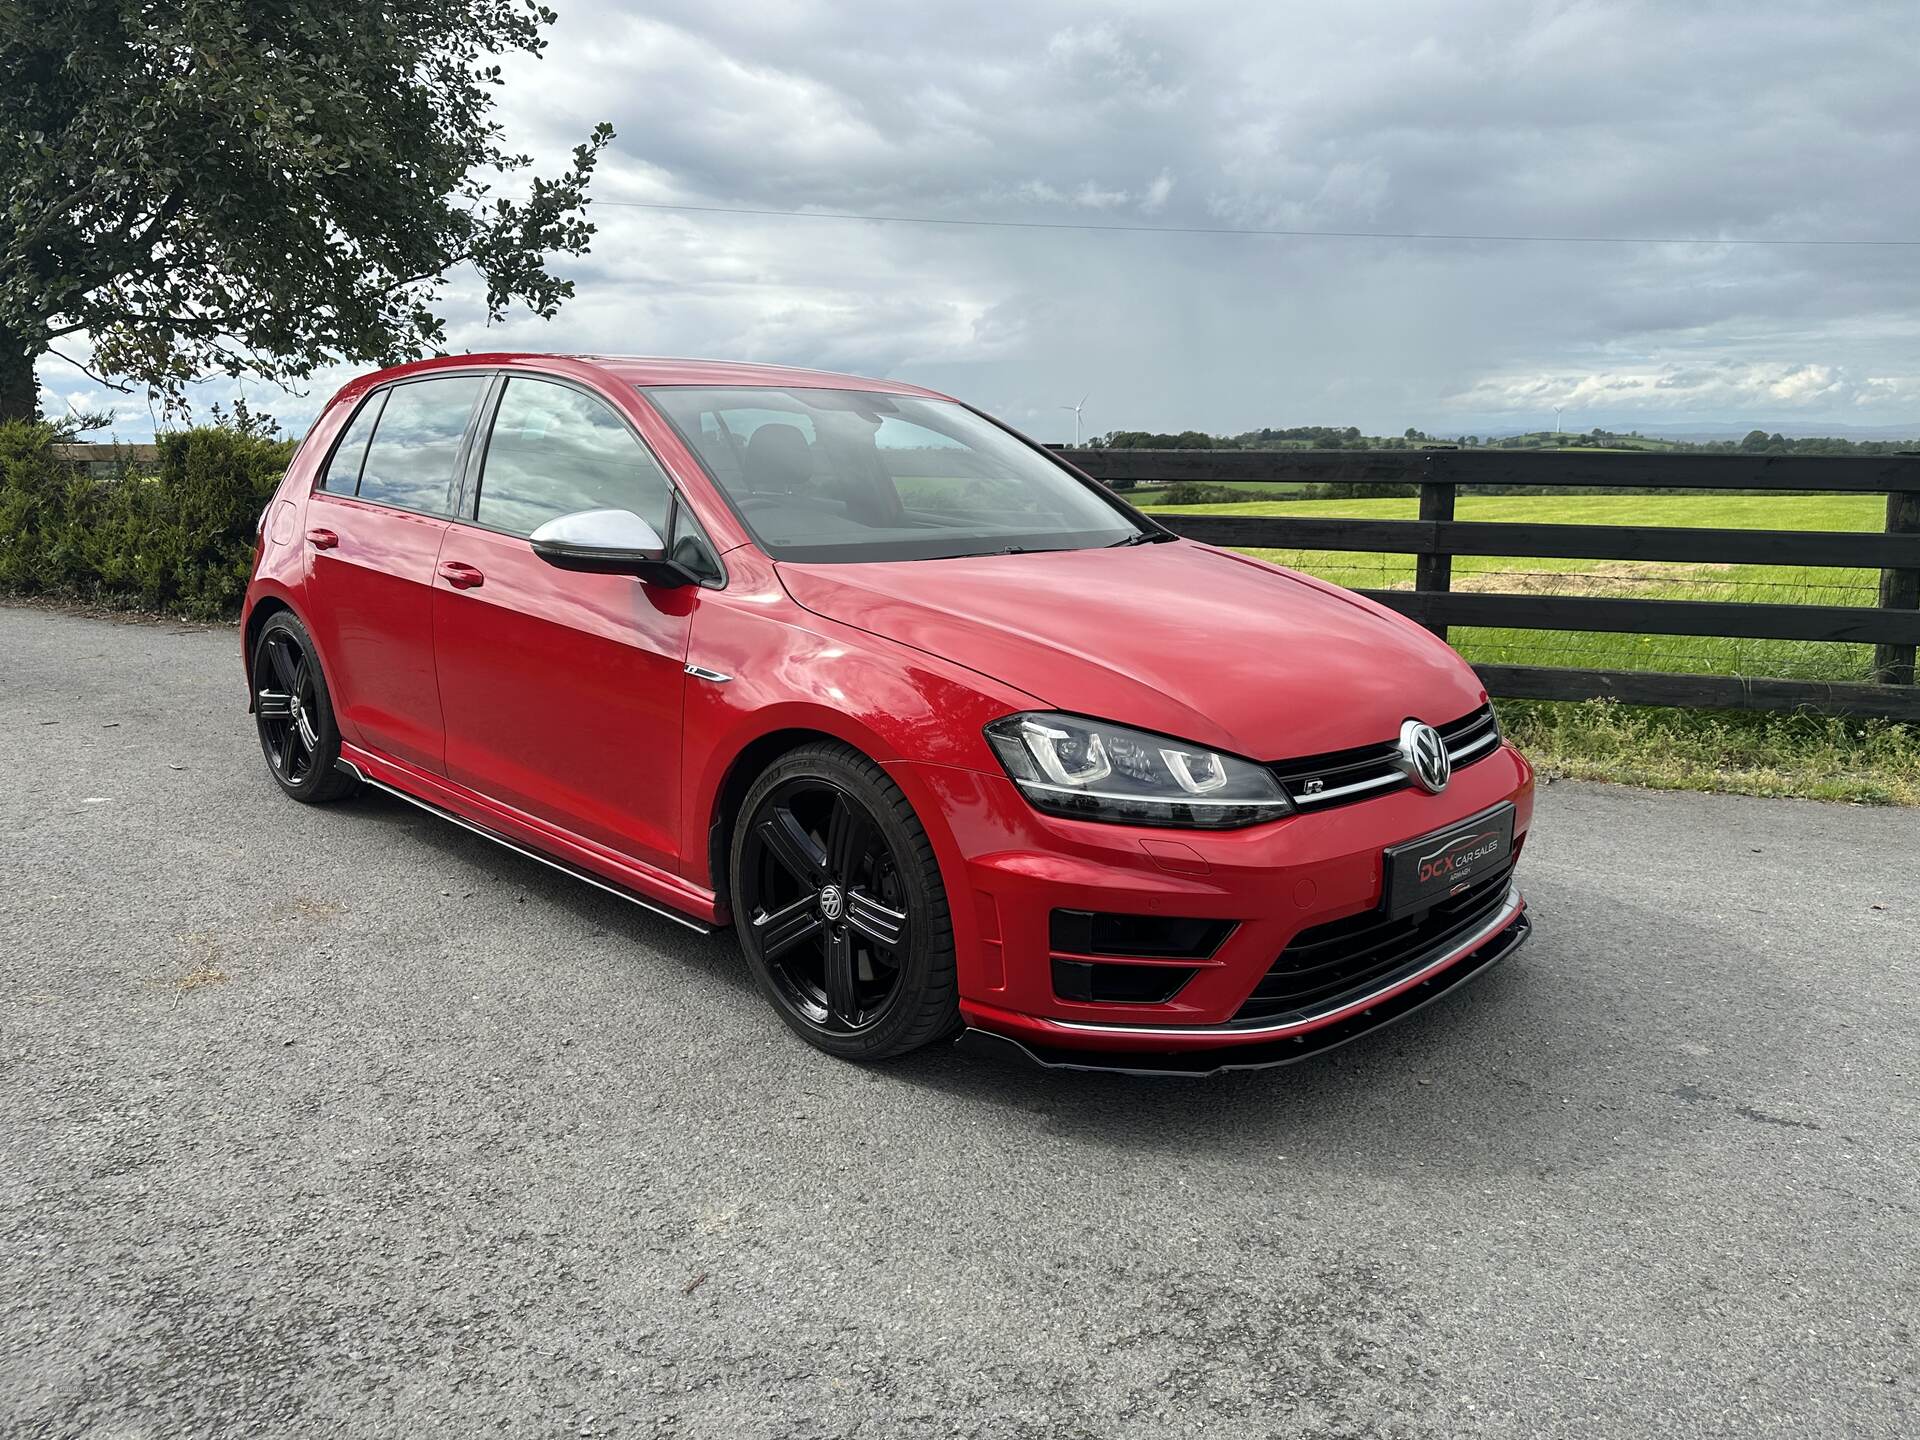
[[334, 747, 718, 934]]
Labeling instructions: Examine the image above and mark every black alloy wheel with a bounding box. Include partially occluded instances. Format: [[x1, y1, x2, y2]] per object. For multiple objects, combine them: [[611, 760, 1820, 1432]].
[[732, 742, 958, 1059], [251, 611, 359, 803]]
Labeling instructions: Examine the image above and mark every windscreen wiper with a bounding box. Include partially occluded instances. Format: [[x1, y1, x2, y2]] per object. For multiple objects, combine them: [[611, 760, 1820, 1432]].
[[1106, 530, 1176, 547]]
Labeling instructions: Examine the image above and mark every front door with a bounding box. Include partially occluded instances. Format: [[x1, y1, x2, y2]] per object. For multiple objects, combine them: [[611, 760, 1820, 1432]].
[[431, 375, 695, 872], [303, 374, 488, 773]]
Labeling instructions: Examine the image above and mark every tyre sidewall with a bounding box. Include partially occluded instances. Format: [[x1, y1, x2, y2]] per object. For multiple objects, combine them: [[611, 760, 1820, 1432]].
[[731, 745, 955, 1060], [253, 610, 350, 802]]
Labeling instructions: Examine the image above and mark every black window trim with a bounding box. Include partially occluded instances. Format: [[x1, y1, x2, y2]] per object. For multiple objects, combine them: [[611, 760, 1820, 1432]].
[[450, 367, 729, 589], [311, 370, 495, 520]]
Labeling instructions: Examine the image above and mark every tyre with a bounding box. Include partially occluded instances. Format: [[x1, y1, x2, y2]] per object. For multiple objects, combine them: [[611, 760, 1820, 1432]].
[[251, 610, 361, 804], [730, 741, 959, 1060]]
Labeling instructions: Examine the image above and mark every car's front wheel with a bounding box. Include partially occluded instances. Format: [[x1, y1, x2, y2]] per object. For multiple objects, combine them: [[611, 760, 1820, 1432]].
[[730, 741, 959, 1060]]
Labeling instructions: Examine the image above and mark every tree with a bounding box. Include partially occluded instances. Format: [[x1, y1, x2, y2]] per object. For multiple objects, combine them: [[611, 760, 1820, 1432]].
[[0, 1, 614, 422], [1099, 430, 1217, 450]]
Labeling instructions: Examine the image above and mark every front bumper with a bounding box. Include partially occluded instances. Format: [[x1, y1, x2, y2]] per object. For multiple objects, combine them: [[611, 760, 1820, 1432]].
[[891, 740, 1535, 1060], [958, 906, 1530, 1077]]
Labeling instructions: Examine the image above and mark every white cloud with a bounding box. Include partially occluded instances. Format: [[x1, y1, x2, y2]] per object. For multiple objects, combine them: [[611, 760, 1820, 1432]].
[[35, 0, 1920, 439], [1044, 22, 1184, 110], [1450, 362, 1920, 421]]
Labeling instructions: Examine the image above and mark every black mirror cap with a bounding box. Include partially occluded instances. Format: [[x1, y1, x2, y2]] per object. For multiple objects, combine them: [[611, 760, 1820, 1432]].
[[530, 538, 696, 586]]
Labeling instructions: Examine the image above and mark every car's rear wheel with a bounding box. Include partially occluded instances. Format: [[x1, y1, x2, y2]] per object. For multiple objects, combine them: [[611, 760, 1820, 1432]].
[[252, 610, 360, 804], [731, 742, 959, 1060]]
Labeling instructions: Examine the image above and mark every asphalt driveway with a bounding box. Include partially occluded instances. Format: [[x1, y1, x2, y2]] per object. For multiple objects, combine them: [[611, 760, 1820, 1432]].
[[1, 601, 1915, 1438]]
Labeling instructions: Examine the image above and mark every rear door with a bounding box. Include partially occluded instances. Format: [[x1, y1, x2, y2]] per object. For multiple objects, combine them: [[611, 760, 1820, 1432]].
[[431, 374, 702, 871], [303, 374, 488, 773]]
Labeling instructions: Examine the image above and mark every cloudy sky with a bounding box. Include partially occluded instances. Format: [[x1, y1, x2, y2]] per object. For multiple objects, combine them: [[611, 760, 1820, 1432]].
[[43, 0, 1920, 441]]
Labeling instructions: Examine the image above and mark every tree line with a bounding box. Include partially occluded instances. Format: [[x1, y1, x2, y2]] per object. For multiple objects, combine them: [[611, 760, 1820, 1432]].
[[1092, 425, 1919, 456]]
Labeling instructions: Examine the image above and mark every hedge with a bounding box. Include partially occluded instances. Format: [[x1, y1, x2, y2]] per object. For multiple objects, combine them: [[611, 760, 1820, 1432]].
[[0, 421, 296, 619]]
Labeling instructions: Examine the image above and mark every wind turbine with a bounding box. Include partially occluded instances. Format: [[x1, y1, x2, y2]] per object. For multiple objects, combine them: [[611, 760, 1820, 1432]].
[[1060, 394, 1089, 447]]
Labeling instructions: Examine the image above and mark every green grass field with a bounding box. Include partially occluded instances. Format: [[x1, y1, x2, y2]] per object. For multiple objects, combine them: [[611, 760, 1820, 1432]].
[[1140, 493, 1919, 803], [1143, 493, 1887, 682]]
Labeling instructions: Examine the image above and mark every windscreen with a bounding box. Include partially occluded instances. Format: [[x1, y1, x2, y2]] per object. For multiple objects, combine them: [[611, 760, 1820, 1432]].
[[641, 386, 1145, 562]]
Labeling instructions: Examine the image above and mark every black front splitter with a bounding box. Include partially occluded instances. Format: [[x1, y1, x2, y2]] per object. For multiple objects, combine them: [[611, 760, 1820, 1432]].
[[955, 911, 1531, 1078]]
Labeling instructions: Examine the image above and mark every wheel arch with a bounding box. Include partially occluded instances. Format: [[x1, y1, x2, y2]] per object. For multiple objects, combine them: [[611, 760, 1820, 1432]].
[[706, 726, 855, 917], [241, 594, 298, 701], [242, 592, 343, 720]]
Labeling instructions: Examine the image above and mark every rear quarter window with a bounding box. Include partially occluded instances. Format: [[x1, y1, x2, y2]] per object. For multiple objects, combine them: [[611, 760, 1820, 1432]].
[[318, 392, 386, 494], [356, 377, 487, 514]]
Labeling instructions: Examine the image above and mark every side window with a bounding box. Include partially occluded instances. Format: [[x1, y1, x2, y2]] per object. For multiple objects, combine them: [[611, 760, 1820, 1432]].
[[318, 391, 385, 493], [357, 376, 486, 514], [475, 377, 673, 537]]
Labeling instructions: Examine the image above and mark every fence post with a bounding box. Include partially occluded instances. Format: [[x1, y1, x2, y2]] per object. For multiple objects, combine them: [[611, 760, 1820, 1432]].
[[1873, 486, 1920, 685], [1414, 452, 1455, 641]]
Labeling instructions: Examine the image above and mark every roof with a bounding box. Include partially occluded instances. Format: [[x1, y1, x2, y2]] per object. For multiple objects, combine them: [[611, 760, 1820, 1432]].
[[320, 353, 954, 410], [576, 355, 945, 396]]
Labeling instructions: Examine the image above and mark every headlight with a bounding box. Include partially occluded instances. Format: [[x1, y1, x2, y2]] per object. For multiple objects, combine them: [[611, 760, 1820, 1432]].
[[984, 712, 1292, 828]]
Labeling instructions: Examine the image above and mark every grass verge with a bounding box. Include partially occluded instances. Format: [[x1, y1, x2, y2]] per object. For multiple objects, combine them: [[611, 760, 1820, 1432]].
[[1496, 701, 1920, 805]]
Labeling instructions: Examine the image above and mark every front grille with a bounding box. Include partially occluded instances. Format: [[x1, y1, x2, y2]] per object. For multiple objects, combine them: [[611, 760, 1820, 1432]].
[[1232, 861, 1514, 1025], [1268, 703, 1500, 811]]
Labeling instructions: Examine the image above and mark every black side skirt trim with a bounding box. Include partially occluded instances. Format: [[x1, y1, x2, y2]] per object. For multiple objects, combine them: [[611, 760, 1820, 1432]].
[[335, 758, 713, 935]]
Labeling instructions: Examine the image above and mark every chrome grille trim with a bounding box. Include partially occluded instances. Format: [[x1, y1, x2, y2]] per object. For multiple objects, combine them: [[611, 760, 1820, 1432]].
[[1274, 703, 1501, 810]]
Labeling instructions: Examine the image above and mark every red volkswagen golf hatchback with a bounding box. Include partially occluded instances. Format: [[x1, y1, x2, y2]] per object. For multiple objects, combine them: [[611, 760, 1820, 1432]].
[[243, 354, 1533, 1074]]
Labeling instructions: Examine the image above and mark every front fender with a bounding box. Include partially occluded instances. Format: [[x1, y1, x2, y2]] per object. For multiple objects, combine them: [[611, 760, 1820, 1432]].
[[676, 550, 1037, 908]]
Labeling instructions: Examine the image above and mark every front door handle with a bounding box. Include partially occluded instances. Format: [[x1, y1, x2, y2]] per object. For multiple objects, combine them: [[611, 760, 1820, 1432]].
[[306, 527, 339, 551], [438, 560, 485, 590]]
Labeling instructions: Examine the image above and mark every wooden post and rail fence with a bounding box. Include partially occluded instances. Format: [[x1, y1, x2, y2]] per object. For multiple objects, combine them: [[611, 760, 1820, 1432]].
[[1054, 448, 1920, 722]]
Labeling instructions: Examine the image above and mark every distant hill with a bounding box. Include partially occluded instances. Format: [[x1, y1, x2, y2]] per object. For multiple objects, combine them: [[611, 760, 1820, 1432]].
[[1479, 421, 1920, 444], [1090, 424, 1920, 456]]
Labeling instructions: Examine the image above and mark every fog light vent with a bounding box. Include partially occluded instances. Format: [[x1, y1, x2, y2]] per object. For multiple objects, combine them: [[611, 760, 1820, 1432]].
[[1048, 910, 1233, 959], [1051, 959, 1197, 1005]]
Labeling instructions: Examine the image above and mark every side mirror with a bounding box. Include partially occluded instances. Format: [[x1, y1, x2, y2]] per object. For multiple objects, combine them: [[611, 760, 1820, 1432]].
[[529, 509, 693, 587]]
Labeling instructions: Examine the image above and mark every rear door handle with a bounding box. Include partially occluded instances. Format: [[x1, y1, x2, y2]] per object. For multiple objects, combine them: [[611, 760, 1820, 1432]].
[[438, 560, 484, 590], [306, 527, 339, 551]]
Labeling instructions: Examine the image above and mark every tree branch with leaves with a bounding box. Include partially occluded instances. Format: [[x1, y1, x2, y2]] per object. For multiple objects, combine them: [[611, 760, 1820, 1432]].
[[0, 0, 613, 422]]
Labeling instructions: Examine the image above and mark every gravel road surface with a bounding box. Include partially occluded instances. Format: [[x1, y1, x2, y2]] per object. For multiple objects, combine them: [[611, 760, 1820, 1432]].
[[2, 602, 1915, 1438]]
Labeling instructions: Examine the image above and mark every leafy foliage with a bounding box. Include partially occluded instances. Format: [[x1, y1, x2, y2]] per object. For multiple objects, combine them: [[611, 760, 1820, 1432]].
[[1088, 424, 1920, 456], [0, 0, 611, 419], [1097, 430, 1221, 450], [0, 419, 293, 616], [1498, 700, 1920, 806], [1154, 482, 1248, 505]]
